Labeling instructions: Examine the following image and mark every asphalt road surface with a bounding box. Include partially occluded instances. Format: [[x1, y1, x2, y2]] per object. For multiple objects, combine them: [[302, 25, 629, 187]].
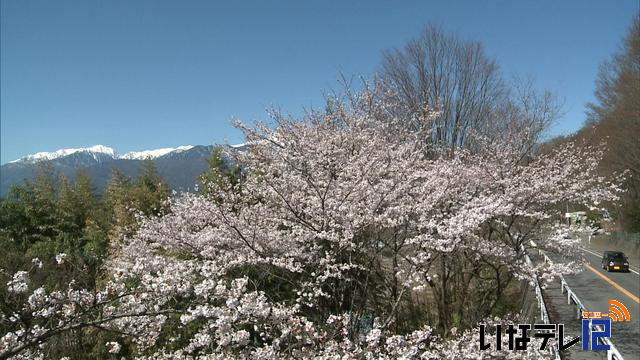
[[560, 246, 640, 359]]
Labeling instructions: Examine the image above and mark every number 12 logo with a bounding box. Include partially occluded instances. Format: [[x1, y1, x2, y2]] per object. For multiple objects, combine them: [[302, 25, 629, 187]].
[[582, 318, 611, 351]]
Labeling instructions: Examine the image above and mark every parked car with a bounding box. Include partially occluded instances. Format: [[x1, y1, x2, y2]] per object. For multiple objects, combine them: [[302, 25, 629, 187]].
[[601, 251, 630, 272]]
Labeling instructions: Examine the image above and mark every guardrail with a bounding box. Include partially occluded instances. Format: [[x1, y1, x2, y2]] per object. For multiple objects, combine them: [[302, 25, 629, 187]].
[[530, 241, 624, 360], [521, 244, 560, 359]]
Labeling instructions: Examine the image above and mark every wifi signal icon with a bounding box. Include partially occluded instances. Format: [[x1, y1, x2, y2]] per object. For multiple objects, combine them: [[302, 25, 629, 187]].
[[605, 299, 631, 322]]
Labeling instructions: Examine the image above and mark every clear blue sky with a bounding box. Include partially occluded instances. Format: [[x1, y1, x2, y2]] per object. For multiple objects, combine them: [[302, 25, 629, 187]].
[[1, 0, 637, 164]]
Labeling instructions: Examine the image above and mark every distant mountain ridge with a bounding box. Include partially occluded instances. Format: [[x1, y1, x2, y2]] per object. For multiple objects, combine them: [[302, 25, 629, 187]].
[[0, 144, 238, 197], [8, 144, 195, 163], [120, 146, 194, 160]]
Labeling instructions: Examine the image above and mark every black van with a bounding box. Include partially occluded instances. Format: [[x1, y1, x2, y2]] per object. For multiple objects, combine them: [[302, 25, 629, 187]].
[[601, 251, 630, 272]]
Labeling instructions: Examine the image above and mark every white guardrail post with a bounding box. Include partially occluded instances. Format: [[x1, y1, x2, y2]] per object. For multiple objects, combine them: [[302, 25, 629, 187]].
[[521, 244, 559, 359], [529, 241, 624, 360]]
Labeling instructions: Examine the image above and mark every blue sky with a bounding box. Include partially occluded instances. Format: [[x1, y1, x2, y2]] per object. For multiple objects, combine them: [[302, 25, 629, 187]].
[[1, 1, 637, 164]]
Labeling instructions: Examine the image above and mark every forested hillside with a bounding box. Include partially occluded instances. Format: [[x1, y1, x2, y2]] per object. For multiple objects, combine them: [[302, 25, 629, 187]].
[[544, 17, 639, 232]]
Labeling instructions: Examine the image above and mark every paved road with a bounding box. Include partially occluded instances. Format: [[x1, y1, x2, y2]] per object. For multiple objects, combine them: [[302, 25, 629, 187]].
[[571, 246, 640, 358], [554, 245, 640, 359]]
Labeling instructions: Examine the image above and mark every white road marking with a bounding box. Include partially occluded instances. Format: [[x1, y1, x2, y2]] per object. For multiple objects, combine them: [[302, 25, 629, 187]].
[[580, 246, 640, 275]]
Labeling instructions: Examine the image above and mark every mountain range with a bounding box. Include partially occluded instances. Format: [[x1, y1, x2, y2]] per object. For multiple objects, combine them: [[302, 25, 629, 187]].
[[0, 144, 244, 197]]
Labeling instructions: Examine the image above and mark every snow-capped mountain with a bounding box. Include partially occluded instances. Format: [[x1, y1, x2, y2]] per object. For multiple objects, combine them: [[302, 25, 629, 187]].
[[9, 145, 196, 164], [9, 145, 117, 164], [1, 144, 244, 197], [120, 146, 194, 160]]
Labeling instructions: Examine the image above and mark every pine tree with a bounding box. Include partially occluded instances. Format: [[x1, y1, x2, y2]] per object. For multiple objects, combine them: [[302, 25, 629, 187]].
[[199, 146, 243, 199], [14, 164, 60, 246], [74, 169, 99, 223], [56, 173, 81, 238], [104, 163, 171, 243], [104, 168, 136, 241], [133, 160, 170, 217]]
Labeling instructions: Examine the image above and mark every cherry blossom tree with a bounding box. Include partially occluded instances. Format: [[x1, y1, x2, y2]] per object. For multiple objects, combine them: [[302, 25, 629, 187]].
[[1, 85, 619, 359]]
